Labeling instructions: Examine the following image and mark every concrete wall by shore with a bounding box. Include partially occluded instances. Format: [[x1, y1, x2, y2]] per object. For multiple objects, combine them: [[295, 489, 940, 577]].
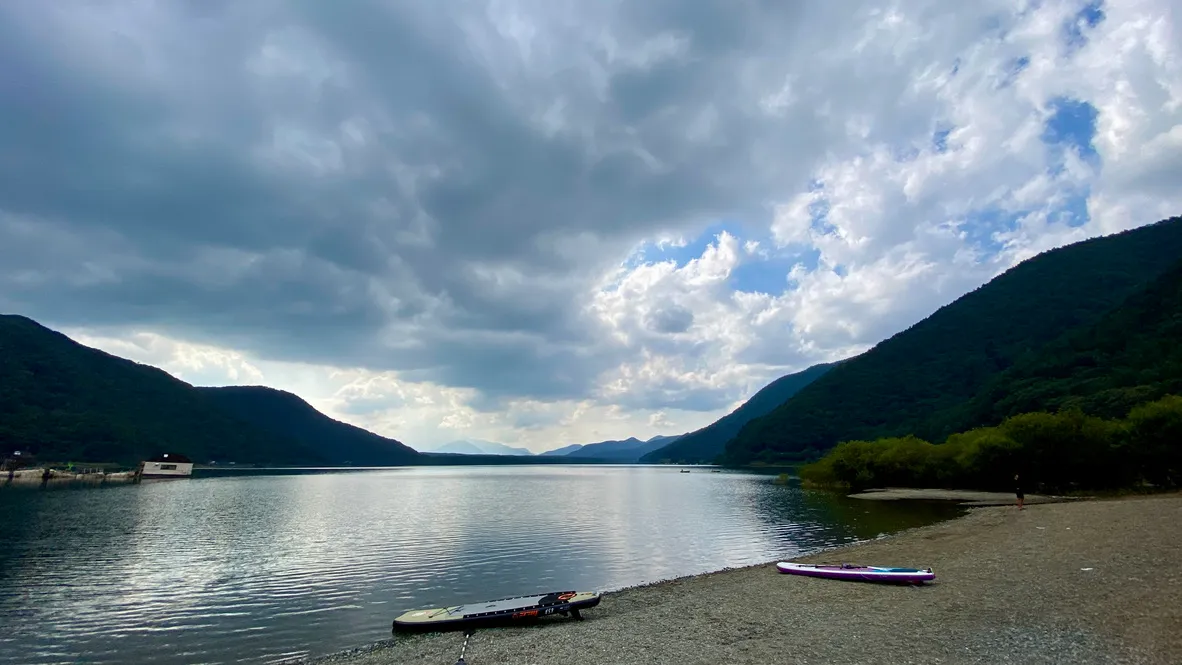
[[4, 467, 138, 484]]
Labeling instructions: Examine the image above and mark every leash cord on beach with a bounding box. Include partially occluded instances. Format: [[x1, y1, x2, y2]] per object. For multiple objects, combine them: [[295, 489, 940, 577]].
[[455, 629, 474, 664]]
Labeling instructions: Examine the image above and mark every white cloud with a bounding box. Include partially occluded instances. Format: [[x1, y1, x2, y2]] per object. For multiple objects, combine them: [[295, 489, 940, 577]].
[[4, 0, 1181, 452], [63, 328, 724, 452], [66, 329, 266, 387]]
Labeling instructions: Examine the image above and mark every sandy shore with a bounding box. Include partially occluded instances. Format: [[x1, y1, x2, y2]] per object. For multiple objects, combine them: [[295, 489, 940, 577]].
[[847, 487, 1076, 506], [310, 493, 1182, 665]]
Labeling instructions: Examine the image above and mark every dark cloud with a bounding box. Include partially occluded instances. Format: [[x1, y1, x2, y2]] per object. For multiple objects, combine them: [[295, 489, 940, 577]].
[[0, 0, 1030, 410], [646, 306, 695, 334]]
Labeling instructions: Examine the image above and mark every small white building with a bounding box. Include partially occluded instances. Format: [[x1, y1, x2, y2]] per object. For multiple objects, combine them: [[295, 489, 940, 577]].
[[139, 453, 194, 479]]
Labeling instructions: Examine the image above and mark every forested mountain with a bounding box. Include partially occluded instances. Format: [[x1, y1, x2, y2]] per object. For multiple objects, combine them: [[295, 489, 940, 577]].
[[947, 256, 1182, 429], [799, 259, 1182, 492], [638, 362, 835, 464], [0, 315, 327, 466], [723, 215, 1182, 465], [197, 386, 422, 466]]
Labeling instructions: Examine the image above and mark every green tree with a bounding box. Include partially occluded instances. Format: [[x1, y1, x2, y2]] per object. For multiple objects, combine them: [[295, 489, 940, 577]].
[[998, 409, 1122, 492], [1123, 395, 1182, 488]]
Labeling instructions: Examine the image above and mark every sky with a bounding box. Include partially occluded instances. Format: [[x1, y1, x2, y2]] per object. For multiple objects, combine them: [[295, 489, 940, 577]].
[[1, 0, 1179, 453]]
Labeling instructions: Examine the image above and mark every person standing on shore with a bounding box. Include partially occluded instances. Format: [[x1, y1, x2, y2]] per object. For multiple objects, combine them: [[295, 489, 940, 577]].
[[1014, 473, 1024, 510]]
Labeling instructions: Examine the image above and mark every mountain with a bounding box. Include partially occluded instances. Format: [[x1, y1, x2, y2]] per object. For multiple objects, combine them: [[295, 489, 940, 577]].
[[563, 435, 683, 462], [644, 434, 682, 447], [639, 362, 835, 464], [0, 314, 327, 466], [723, 215, 1182, 465], [425, 439, 535, 456], [427, 440, 486, 455], [565, 436, 644, 459], [796, 263, 1182, 493], [196, 386, 422, 466], [476, 441, 534, 456], [540, 443, 584, 456], [949, 256, 1182, 428]]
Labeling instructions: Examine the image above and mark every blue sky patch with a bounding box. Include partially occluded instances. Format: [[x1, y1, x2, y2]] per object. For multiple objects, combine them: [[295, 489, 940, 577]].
[[627, 220, 825, 297], [1055, 191, 1091, 228], [731, 246, 821, 296], [1042, 96, 1099, 171], [631, 220, 749, 269], [997, 55, 1031, 89], [932, 125, 953, 153], [960, 208, 1019, 254], [1064, 1, 1105, 52], [807, 196, 837, 237], [959, 191, 1091, 255]]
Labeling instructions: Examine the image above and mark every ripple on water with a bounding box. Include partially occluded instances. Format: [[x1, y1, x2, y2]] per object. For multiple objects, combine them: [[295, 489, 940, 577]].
[[0, 466, 963, 664]]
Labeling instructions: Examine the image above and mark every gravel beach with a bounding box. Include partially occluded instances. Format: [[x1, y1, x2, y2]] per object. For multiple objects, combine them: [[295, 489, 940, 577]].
[[846, 487, 1073, 506], [310, 493, 1182, 665]]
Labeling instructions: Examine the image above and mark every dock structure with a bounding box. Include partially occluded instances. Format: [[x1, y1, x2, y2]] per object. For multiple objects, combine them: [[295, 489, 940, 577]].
[[2, 450, 196, 486], [137, 453, 194, 479]]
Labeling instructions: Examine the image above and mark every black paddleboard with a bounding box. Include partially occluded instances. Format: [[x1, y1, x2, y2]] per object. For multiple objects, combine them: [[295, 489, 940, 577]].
[[392, 590, 601, 631]]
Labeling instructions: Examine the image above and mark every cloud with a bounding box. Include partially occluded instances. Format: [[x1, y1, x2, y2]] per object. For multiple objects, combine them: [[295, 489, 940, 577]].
[[2, 0, 1180, 451]]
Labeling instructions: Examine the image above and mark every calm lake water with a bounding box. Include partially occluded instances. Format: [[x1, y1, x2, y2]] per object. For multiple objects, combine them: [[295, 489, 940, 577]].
[[0, 465, 963, 664]]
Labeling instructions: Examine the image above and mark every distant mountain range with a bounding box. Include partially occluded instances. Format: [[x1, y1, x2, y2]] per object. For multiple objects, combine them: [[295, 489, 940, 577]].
[[420, 439, 535, 456], [561, 434, 685, 462], [418, 435, 686, 463], [540, 443, 584, 456]]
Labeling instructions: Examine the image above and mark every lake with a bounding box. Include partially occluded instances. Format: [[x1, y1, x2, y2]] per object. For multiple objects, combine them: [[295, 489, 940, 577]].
[[0, 465, 964, 664]]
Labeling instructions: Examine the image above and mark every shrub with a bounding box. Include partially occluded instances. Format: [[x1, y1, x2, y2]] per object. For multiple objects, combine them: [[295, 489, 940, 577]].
[[794, 394, 1180, 493]]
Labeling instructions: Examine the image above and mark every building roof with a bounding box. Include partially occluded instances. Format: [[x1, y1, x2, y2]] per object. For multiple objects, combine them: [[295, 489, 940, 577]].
[[146, 453, 193, 463]]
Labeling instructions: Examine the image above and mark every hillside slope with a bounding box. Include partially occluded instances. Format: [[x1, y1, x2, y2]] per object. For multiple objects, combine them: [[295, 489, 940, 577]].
[[564, 435, 681, 462], [723, 215, 1182, 464], [639, 362, 834, 464], [949, 256, 1182, 428], [540, 444, 584, 456], [424, 439, 535, 456], [197, 386, 422, 466], [427, 440, 486, 455], [0, 315, 326, 466]]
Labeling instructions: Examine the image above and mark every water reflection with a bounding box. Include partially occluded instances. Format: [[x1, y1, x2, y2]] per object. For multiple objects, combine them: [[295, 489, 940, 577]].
[[0, 466, 962, 664]]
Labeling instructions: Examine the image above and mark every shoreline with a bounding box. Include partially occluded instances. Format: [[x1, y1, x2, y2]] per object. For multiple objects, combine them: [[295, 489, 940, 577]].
[[845, 486, 1080, 506], [301, 493, 1181, 665]]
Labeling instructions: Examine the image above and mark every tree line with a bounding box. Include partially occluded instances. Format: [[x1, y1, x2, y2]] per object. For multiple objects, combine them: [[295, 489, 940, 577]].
[[798, 394, 1182, 494]]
